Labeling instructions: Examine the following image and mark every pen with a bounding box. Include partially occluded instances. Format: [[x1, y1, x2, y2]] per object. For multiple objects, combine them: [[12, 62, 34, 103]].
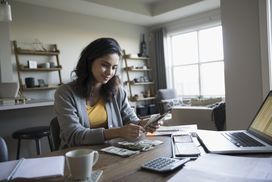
[[7, 158, 25, 181]]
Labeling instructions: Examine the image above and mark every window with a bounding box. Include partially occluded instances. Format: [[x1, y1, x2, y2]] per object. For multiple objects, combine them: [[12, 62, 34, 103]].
[[169, 26, 225, 98]]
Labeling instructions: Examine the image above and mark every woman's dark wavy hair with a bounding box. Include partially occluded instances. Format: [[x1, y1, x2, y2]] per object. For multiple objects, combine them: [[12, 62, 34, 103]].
[[73, 38, 121, 100]]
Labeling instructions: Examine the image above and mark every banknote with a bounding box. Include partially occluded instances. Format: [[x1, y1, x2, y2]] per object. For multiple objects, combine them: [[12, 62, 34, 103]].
[[101, 146, 140, 157], [117, 139, 163, 151]]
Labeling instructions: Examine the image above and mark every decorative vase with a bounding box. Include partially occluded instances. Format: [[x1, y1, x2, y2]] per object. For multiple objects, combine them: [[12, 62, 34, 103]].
[[139, 34, 147, 57]]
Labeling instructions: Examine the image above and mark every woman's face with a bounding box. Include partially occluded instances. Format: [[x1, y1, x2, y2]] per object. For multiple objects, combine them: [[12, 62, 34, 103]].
[[91, 53, 119, 85]]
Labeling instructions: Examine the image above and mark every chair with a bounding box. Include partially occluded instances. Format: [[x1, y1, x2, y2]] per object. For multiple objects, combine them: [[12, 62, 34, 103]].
[[0, 136, 8, 162], [157, 89, 179, 113], [49, 117, 61, 151], [12, 126, 53, 159], [212, 102, 226, 131]]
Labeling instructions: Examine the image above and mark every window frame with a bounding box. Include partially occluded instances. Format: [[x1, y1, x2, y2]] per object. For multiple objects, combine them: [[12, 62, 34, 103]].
[[168, 25, 225, 99]]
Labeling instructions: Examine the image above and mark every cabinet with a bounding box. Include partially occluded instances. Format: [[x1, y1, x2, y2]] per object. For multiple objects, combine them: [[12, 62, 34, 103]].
[[122, 50, 157, 117], [13, 40, 62, 96]]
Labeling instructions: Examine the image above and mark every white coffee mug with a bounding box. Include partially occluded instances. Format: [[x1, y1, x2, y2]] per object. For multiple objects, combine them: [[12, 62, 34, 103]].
[[65, 149, 99, 180]]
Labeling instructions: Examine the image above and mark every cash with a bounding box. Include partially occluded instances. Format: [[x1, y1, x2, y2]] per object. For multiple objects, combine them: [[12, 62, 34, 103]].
[[118, 141, 153, 151], [101, 146, 140, 157], [140, 139, 163, 146], [117, 139, 163, 152]]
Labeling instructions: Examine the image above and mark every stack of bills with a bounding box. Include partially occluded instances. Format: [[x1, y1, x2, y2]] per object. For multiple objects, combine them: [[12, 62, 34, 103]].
[[101, 146, 140, 157], [117, 139, 163, 152]]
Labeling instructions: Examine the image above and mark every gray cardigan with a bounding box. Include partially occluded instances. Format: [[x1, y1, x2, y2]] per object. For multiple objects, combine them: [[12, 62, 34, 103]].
[[54, 82, 139, 149]]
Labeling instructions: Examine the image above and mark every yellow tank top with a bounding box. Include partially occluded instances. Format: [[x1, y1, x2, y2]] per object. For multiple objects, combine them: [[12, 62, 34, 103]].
[[86, 98, 107, 128]]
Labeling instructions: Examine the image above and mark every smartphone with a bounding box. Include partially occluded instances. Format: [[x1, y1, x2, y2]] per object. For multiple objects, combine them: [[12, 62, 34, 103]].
[[143, 110, 171, 129]]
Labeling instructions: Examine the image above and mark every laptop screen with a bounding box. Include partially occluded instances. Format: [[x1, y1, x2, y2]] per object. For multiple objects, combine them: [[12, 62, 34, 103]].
[[249, 93, 272, 142]]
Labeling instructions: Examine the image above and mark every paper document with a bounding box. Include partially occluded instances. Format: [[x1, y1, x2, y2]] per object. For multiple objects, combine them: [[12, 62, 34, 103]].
[[168, 154, 272, 182], [147, 124, 197, 136]]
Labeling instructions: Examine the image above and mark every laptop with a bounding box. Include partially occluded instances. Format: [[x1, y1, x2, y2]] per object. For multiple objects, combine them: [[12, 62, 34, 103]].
[[197, 91, 272, 154]]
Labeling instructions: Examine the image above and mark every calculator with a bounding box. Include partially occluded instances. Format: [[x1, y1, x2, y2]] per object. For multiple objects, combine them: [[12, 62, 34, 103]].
[[141, 157, 190, 172]]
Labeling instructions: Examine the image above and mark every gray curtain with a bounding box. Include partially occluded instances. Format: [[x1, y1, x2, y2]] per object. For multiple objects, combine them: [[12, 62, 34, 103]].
[[150, 27, 167, 90]]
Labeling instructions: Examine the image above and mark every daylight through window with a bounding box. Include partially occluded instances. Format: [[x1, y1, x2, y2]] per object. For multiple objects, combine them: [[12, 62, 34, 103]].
[[169, 26, 225, 98]]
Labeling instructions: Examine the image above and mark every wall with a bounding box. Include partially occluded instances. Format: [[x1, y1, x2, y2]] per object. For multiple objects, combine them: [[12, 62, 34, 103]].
[[10, 1, 147, 99], [267, 0, 272, 90], [0, 22, 13, 82], [0, 1, 147, 160], [259, 0, 270, 97], [221, 0, 263, 130]]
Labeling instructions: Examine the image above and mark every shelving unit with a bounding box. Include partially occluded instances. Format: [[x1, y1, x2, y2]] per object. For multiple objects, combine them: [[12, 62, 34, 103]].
[[13, 40, 63, 95], [122, 50, 157, 117]]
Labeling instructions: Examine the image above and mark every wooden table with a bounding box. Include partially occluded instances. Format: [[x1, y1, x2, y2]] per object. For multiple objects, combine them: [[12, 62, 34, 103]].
[[42, 134, 272, 182], [44, 136, 178, 182]]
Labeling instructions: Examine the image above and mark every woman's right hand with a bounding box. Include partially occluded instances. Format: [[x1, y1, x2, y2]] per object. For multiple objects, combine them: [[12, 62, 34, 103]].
[[119, 123, 145, 141]]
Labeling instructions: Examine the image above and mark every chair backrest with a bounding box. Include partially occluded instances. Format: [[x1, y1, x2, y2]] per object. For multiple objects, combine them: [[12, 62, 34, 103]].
[[0, 136, 8, 162], [212, 102, 226, 131], [49, 117, 61, 151], [157, 89, 177, 100]]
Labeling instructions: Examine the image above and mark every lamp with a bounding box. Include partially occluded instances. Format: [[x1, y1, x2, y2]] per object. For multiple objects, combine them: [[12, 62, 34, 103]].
[[0, 0, 12, 22]]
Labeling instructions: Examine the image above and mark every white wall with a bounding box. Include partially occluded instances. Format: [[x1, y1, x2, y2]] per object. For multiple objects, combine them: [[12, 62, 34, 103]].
[[1, 1, 147, 160], [267, 0, 272, 90], [259, 0, 270, 97], [0, 22, 13, 82], [221, 0, 263, 130], [9, 1, 147, 99]]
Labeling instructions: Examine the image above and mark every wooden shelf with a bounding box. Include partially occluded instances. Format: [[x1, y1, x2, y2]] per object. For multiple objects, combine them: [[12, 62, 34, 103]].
[[13, 40, 63, 96], [16, 48, 60, 55], [130, 96, 156, 102], [130, 81, 154, 85], [19, 67, 62, 72], [123, 54, 149, 60], [124, 67, 151, 71], [123, 49, 157, 117], [22, 84, 60, 91]]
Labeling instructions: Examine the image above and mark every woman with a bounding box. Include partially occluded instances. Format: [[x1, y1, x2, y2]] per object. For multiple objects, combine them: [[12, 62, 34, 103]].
[[54, 38, 159, 149]]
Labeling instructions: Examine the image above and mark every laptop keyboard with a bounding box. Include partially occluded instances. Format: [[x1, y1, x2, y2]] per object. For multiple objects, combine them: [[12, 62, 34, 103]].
[[222, 132, 265, 147]]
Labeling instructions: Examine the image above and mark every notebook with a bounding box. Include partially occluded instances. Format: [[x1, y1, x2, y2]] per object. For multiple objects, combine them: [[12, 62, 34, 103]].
[[197, 91, 272, 154], [0, 156, 65, 181]]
